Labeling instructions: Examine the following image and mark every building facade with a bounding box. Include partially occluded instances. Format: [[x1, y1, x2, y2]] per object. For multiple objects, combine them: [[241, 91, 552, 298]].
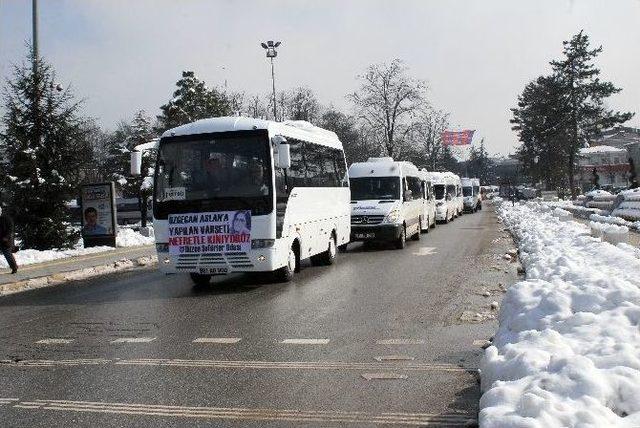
[[576, 145, 630, 192]]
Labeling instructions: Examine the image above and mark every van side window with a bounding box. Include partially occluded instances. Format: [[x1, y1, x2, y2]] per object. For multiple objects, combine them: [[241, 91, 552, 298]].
[[406, 176, 422, 200]]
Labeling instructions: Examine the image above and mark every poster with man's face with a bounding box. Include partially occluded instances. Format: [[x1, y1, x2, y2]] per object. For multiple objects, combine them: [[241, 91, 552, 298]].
[[81, 184, 115, 236]]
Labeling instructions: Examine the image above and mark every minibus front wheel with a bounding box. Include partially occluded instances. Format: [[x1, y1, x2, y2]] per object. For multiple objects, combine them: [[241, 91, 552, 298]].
[[394, 225, 406, 250], [274, 242, 300, 282]]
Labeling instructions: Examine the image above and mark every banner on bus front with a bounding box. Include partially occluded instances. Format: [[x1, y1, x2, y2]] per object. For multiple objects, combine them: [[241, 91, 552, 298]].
[[167, 210, 251, 255]]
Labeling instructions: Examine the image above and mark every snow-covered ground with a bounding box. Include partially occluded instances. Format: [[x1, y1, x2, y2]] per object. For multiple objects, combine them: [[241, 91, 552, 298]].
[[480, 200, 640, 428], [0, 228, 154, 269]]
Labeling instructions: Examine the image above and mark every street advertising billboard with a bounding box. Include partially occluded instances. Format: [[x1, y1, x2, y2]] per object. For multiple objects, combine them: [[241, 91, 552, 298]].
[[167, 210, 251, 256], [81, 182, 117, 247]]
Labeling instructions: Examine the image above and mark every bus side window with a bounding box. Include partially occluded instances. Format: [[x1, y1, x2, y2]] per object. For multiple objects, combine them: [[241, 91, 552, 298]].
[[334, 149, 348, 187], [286, 139, 307, 188]]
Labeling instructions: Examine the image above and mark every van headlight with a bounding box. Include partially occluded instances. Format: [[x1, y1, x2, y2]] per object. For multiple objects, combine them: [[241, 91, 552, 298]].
[[251, 239, 275, 249], [384, 209, 401, 223]]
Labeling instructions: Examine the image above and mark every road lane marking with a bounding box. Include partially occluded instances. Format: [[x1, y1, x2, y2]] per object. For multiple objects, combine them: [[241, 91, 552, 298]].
[[280, 339, 330, 345], [35, 338, 74, 344], [374, 355, 415, 362], [0, 359, 110, 367], [114, 358, 475, 372], [412, 246, 437, 256], [376, 339, 425, 345], [9, 398, 476, 425], [0, 357, 478, 373], [361, 372, 408, 380], [110, 337, 156, 343], [193, 338, 241, 344]]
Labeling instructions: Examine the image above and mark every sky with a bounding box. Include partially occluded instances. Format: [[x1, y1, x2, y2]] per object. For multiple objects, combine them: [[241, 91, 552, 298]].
[[1, 0, 639, 155]]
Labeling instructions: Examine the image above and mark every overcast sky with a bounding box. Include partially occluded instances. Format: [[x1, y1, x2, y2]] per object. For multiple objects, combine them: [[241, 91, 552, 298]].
[[1, 0, 639, 155]]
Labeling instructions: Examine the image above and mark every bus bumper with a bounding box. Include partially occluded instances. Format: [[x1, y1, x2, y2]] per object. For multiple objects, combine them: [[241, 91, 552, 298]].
[[350, 224, 403, 242], [156, 247, 285, 275]]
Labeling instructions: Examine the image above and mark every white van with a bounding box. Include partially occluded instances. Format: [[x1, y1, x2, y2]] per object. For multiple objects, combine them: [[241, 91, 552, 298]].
[[147, 117, 351, 285], [461, 178, 482, 212], [419, 169, 437, 231], [432, 171, 462, 222], [348, 157, 424, 249]]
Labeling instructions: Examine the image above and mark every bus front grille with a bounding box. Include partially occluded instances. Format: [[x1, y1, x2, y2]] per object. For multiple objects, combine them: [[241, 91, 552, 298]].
[[175, 252, 254, 270], [351, 215, 385, 225]]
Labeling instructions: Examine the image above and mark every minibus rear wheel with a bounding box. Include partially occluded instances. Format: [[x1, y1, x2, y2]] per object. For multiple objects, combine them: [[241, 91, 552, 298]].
[[190, 273, 212, 287], [311, 232, 337, 266]]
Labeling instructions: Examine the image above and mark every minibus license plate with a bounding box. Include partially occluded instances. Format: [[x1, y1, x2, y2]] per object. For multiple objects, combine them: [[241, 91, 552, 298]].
[[356, 233, 375, 239], [199, 267, 228, 275]]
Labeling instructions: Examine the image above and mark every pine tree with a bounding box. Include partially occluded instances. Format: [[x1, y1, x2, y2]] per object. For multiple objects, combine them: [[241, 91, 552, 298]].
[[104, 111, 156, 227], [0, 52, 93, 249], [156, 71, 232, 132], [550, 31, 633, 195]]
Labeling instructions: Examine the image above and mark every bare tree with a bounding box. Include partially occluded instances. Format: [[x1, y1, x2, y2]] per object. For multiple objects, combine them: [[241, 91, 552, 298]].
[[349, 59, 427, 158], [287, 87, 321, 123], [414, 108, 449, 169]]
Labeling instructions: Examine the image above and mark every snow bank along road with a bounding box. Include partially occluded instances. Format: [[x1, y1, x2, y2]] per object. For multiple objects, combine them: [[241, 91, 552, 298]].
[[481, 201, 640, 428], [0, 204, 518, 427]]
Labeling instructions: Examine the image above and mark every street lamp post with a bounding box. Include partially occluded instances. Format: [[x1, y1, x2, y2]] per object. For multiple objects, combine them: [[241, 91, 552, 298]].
[[261, 40, 281, 120]]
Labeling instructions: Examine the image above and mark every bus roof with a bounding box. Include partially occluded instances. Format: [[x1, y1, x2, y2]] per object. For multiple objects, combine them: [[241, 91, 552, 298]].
[[348, 158, 420, 178], [160, 116, 342, 149], [431, 171, 461, 185]]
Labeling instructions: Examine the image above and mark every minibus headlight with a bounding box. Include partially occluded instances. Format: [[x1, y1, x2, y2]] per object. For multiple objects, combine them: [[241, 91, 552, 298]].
[[436, 201, 444, 207], [384, 209, 401, 223], [251, 239, 275, 249], [156, 243, 169, 252]]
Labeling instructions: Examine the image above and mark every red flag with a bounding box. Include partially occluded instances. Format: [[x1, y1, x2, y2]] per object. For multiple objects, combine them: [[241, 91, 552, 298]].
[[441, 130, 475, 146]]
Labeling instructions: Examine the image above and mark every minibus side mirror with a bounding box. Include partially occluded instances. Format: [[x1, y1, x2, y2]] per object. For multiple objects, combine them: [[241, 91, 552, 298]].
[[131, 151, 142, 176], [272, 136, 291, 169], [404, 189, 412, 202]]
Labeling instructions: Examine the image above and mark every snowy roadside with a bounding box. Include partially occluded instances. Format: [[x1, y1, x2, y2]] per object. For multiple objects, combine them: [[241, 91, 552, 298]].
[[0, 228, 154, 269], [479, 200, 640, 427]]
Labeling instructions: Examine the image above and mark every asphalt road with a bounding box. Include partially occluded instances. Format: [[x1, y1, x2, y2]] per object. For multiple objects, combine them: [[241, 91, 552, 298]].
[[0, 203, 519, 427]]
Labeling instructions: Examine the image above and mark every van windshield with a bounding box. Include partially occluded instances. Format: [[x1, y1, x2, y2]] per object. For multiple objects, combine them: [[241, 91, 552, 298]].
[[350, 177, 400, 200], [434, 184, 445, 200], [463, 187, 473, 197]]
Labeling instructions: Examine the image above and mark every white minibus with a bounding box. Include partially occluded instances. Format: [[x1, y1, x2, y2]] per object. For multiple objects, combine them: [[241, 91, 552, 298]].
[[348, 158, 424, 249], [461, 177, 482, 212], [432, 171, 461, 222], [146, 117, 350, 285], [419, 169, 437, 231]]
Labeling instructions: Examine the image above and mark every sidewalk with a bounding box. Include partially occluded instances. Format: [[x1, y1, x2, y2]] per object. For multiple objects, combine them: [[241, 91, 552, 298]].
[[0, 245, 156, 293]]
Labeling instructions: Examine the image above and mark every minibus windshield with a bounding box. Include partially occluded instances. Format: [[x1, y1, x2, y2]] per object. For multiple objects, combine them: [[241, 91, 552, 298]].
[[434, 184, 445, 200], [154, 132, 272, 217], [463, 187, 473, 197], [350, 177, 400, 200]]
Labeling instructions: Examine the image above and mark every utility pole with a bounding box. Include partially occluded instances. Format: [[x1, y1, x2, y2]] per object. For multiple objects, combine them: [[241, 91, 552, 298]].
[[260, 41, 281, 120]]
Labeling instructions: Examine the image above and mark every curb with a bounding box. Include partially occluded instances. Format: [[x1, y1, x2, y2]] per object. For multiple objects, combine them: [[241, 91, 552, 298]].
[[0, 256, 158, 297]]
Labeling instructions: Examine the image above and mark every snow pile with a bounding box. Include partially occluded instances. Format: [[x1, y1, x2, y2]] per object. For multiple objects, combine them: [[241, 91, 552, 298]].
[[590, 214, 633, 227], [589, 221, 629, 244], [0, 229, 154, 269], [115, 228, 155, 247], [480, 201, 640, 427], [585, 189, 613, 198], [612, 189, 640, 222]]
